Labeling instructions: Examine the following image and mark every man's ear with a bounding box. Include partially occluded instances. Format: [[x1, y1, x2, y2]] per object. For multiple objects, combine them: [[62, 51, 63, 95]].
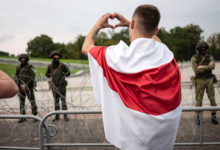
[[153, 28, 159, 35], [130, 19, 135, 30]]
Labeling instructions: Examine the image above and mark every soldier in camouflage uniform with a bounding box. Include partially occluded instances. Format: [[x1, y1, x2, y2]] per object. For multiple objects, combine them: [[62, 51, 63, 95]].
[[15, 54, 38, 123], [46, 50, 70, 122], [191, 41, 218, 125]]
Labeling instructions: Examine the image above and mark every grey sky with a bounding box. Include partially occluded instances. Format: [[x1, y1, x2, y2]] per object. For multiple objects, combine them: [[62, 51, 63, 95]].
[[0, 0, 219, 55]]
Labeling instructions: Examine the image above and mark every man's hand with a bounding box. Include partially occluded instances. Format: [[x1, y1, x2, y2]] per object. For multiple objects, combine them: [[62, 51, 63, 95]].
[[209, 61, 214, 65], [82, 13, 130, 56], [198, 61, 214, 69], [198, 66, 204, 69], [94, 13, 130, 29], [0, 70, 18, 98], [112, 12, 130, 28], [94, 13, 114, 30], [21, 84, 27, 91], [82, 13, 115, 56]]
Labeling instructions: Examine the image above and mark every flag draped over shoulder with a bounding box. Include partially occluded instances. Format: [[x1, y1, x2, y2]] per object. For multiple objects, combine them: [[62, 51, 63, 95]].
[[88, 38, 182, 150]]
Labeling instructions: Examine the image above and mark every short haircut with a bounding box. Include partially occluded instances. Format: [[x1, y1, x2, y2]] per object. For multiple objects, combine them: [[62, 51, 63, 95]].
[[133, 5, 160, 36]]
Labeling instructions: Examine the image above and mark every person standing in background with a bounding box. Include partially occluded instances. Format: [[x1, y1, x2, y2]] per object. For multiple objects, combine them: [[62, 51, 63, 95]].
[[46, 50, 70, 122], [15, 54, 38, 123], [191, 41, 218, 125]]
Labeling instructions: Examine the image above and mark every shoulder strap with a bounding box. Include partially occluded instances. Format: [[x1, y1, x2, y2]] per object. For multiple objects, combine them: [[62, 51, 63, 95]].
[[51, 63, 62, 77], [198, 55, 206, 66]]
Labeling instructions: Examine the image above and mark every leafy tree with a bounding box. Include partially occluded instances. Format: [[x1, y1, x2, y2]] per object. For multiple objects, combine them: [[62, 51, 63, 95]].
[[0, 51, 9, 56], [65, 35, 87, 60], [26, 34, 55, 58], [110, 29, 130, 45], [74, 35, 87, 60], [95, 29, 130, 46], [158, 24, 203, 61], [207, 33, 220, 60], [54, 43, 68, 58], [26, 26, 205, 61], [95, 32, 109, 46], [170, 24, 203, 61], [158, 27, 172, 49], [66, 42, 80, 59]]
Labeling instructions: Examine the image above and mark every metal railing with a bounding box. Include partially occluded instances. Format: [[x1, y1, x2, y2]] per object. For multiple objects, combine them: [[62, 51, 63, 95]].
[[39, 110, 113, 150], [0, 115, 42, 150], [0, 106, 220, 150], [0, 115, 56, 150], [175, 106, 220, 146]]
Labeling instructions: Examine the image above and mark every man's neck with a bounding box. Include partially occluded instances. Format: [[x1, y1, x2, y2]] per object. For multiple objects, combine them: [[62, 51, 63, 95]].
[[130, 28, 160, 42], [131, 34, 152, 42]]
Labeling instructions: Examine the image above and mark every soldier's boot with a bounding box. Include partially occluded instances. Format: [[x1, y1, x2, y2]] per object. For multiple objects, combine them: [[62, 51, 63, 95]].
[[64, 114, 69, 122], [33, 113, 38, 123], [18, 118, 26, 123], [52, 114, 60, 122], [211, 113, 219, 124], [196, 115, 200, 125]]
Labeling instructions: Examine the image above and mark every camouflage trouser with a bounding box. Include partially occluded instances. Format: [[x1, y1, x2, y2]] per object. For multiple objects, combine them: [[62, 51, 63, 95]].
[[19, 87, 38, 115], [195, 78, 217, 114], [52, 85, 67, 111]]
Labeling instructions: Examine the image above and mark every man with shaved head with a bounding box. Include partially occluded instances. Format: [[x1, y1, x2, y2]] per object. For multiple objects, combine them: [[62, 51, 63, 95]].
[[82, 5, 181, 150]]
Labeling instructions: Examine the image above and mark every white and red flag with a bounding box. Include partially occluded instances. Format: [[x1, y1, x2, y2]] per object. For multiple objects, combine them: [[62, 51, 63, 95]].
[[88, 38, 182, 150]]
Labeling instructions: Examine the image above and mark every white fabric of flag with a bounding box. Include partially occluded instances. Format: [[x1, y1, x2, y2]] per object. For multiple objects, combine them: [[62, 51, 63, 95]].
[[88, 38, 182, 150]]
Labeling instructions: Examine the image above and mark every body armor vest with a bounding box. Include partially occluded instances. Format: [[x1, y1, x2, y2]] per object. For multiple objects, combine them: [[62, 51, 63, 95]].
[[195, 54, 212, 79]]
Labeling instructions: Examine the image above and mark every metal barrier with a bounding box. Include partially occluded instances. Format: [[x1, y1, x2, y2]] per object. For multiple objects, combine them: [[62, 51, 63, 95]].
[[0, 115, 56, 150], [175, 106, 220, 146], [39, 110, 114, 150], [1, 106, 220, 149]]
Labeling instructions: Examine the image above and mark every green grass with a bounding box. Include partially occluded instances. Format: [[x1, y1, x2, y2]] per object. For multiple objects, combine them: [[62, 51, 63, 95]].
[[0, 63, 79, 78], [0, 63, 16, 77], [0, 56, 88, 64], [35, 66, 47, 77], [0, 56, 17, 59]]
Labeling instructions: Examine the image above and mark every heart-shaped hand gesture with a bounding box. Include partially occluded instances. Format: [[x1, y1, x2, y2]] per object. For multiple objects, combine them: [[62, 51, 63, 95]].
[[94, 13, 130, 29], [112, 12, 130, 28], [82, 13, 130, 55]]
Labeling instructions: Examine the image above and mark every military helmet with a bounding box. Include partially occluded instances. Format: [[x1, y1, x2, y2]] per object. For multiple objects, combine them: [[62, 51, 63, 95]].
[[18, 54, 29, 61], [50, 50, 61, 58], [196, 41, 209, 50]]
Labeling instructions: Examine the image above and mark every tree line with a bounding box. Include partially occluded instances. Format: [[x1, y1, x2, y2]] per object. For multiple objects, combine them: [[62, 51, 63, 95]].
[[26, 24, 220, 61], [0, 51, 9, 57]]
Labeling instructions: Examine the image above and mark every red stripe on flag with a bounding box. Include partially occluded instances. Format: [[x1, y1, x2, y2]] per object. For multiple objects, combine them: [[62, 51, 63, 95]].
[[89, 46, 181, 115]]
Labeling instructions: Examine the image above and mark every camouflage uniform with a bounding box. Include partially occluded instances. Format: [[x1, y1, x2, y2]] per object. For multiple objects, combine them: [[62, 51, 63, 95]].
[[191, 41, 218, 125], [46, 51, 70, 121], [15, 54, 38, 122]]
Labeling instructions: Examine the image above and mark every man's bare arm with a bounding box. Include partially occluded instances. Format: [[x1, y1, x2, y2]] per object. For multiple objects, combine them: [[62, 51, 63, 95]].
[[0, 70, 18, 99]]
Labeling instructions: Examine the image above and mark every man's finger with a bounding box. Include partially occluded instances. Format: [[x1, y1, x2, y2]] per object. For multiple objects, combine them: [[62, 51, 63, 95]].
[[112, 12, 121, 20], [104, 13, 113, 19], [108, 24, 114, 29], [114, 23, 122, 28]]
